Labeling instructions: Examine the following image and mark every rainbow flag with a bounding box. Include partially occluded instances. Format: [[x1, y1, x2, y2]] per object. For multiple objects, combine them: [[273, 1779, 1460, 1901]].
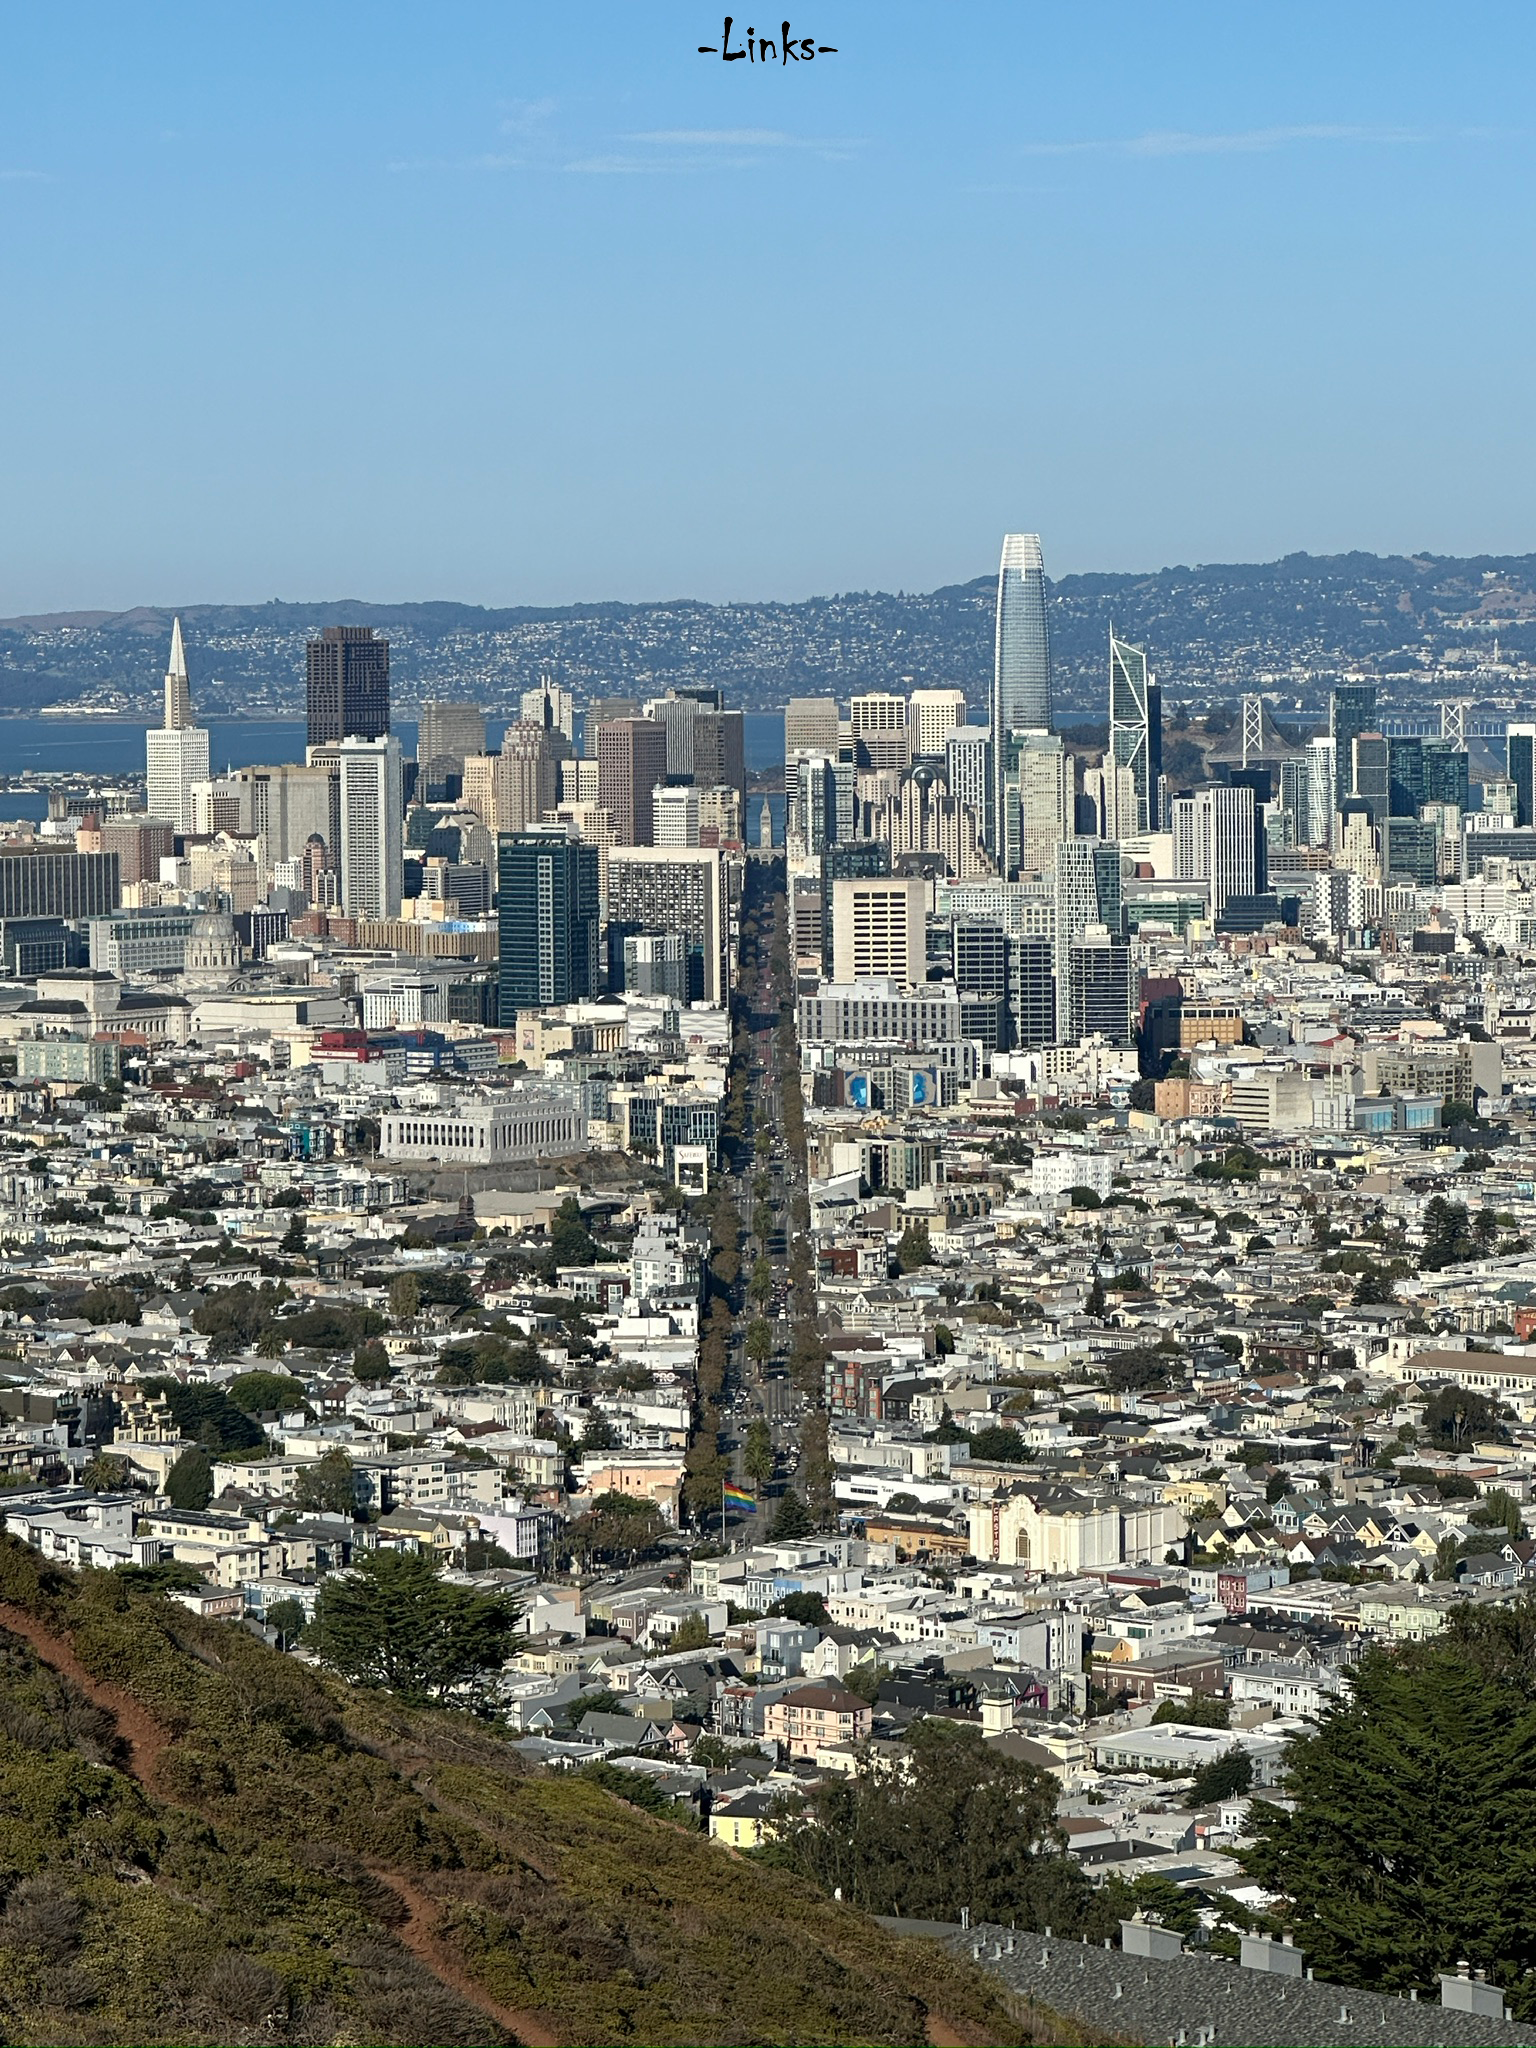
[[722, 1482, 757, 1512]]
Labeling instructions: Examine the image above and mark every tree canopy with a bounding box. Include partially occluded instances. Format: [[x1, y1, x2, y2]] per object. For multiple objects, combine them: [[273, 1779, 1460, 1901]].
[[764, 1717, 1091, 1930], [292, 1449, 358, 1517], [1243, 1600, 1536, 2015], [305, 1547, 519, 1704], [226, 1369, 307, 1417]]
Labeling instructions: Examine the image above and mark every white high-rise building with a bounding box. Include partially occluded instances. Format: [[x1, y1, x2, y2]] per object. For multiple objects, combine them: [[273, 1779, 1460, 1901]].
[[908, 689, 967, 759], [145, 618, 209, 835], [1016, 732, 1070, 875], [338, 735, 404, 921], [1304, 736, 1336, 848], [1176, 786, 1256, 918], [991, 534, 1053, 872], [163, 616, 193, 730], [653, 785, 701, 848], [830, 875, 927, 986]]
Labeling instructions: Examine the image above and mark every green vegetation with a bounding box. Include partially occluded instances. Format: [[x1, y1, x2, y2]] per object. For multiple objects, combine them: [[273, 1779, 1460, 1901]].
[[140, 1380, 264, 1456], [770, 1488, 810, 1539], [967, 1424, 1029, 1464], [164, 1448, 214, 1511], [0, 1537, 1040, 2047], [894, 1220, 931, 1272], [1151, 1695, 1229, 1730], [306, 1548, 518, 1704], [764, 1717, 1101, 1934], [1245, 1599, 1536, 2016], [77, 1285, 141, 1326], [225, 1368, 307, 1416], [1420, 1382, 1511, 1447], [565, 1490, 666, 1565], [292, 1448, 357, 1516]]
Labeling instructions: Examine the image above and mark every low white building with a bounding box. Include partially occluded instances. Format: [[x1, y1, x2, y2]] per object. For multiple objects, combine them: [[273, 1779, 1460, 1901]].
[[380, 1088, 585, 1165], [1030, 1149, 1115, 1202]]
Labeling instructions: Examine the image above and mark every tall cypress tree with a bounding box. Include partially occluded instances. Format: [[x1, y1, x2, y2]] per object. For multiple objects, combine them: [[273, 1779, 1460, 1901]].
[[1243, 1603, 1536, 2015]]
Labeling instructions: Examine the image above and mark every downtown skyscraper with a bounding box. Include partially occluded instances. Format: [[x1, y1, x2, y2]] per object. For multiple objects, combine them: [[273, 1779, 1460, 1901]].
[[990, 533, 1052, 876], [306, 626, 391, 749], [1107, 630, 1162, 835], [145, 617, 210, 836]]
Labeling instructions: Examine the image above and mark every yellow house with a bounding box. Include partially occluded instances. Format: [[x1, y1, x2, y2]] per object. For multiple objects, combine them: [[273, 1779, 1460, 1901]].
[[1166, 1477, 1228, 1515], [709, 1791, 776, 1849]]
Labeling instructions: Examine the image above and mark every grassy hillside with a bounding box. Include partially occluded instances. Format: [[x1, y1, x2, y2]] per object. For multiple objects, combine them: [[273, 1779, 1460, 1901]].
[[0, 1538, 1076, 2047]]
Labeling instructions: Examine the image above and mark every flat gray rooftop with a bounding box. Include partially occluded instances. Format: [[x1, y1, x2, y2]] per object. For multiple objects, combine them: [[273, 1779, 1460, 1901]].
[[885, 1922, 1536, 2047]]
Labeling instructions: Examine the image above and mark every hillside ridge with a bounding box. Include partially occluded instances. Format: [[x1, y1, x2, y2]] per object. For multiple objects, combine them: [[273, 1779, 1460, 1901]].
[[0, 1537, 1060, 2048], [3, 548, 1534, 722]]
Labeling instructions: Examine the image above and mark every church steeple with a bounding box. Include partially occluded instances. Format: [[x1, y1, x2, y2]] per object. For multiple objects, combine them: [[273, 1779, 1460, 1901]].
[[164, 616, 193, 730]]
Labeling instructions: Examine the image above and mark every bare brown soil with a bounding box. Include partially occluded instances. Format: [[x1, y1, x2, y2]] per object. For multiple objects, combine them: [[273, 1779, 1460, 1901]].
[[369, 1866, 562, 2047], [0, 1599, 172, 1787]]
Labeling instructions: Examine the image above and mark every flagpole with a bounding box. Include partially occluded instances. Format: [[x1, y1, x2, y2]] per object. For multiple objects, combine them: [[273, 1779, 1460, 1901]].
[[722, 1475, 728, 1551]]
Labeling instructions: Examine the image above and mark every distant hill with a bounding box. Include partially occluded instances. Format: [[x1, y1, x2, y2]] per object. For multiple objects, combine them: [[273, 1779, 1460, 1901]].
[[0, 1539, 1054, 2048], [4, 548, 1535, 722]]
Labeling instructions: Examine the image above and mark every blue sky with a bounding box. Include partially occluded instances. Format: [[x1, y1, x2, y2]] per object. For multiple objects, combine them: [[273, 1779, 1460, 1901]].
[[0, 1, 1533, 609]]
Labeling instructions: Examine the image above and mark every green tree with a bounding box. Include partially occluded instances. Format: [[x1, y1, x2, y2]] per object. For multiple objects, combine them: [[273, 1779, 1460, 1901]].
[[140, 1378, 265, 1455], [80, 1451, 130, 1493], [745, 1316, 773, 1364], [292, 1449, 357, 1517], [1152, 1694, 1230, 1730], [742, 1416, 776, 1491], [967, 1424, 1029, 1465], [78, 1285, 139, 1326], [1185, 1748, 1253, 1805], [305, 1547, 519, 1703], [668, 1611, 713, 1653], [1469, 1487, 1528, 1542], [280, 1213, 307, 1256], [771, 1488, 811, 1539], [842, 1661, 889, 1706], [802, 1408, 836, 1529], [226, 1369, 307, 1416], [683, 1425, 729, 1523], [1243, 1603, 1536, 2014], [265, 1597, 306, 1650], [351, 1338, 395, 1384], [764, 1717, 1089, 1929], [1422, 1383, 1510, 1448], [388, 1273, 421, 1321], [894, 1221, 931, 1273], [567, 1490, 665, 1565], [165, 1446, 214, 1511], [769, 1590, 830, 1626]]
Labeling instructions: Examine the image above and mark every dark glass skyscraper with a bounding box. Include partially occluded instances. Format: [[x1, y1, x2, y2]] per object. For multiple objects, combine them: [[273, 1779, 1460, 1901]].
[[496, 829, 600, 1024], [991, 534, 1052, 872], [306, 627, 390, 750], [1508, 725, 1536, 828], [1330, 681, 1377, 812]]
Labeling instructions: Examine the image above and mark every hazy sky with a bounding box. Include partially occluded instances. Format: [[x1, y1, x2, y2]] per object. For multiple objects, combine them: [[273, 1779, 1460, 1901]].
[[2, 2, 1534, 610]]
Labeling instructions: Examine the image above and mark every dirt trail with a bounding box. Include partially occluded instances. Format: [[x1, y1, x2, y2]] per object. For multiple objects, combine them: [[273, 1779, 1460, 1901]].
[[0, 1600, 172, 1790], [0, 1602, 559, 2046], [370, 1867, 562, 2048]]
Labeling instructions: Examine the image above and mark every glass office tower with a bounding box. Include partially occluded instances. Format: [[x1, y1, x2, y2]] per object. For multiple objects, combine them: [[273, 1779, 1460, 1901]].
[[991, 533, 1052, 872]]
